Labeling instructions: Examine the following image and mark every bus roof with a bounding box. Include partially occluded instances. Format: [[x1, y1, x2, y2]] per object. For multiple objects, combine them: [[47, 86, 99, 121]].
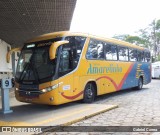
[[26, 31, 147, 50]]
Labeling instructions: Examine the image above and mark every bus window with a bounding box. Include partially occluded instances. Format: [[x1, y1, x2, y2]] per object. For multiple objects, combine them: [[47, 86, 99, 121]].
[[59, 47, 72, 76], [145, 51, 151, 62], [34, 47, 55, 79], [118, 47, 128, 61], [65, 36, 86, 67], [105, 44, 117, 60], [129, 49, 137, 61], [86, 39, 104, 59], [17, 50, 32, 72], [141, 51, 145, 62], [58, 36, 86, 77], [137, 51, 142, 62]]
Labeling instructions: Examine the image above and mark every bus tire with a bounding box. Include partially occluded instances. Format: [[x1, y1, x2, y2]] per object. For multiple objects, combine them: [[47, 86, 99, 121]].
[[136, 77, 143, 90], [83, 83, 96, 103]]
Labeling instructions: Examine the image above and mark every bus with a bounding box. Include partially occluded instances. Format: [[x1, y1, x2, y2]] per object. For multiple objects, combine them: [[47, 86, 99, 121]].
[[9, 31, 151, 105]]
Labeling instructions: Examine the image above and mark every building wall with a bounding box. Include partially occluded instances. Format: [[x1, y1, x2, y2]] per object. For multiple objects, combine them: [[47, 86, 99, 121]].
[[0, 39, 12, 79]]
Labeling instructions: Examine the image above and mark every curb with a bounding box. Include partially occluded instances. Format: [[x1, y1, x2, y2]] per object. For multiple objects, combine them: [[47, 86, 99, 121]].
[[42, 105, 118, 133]]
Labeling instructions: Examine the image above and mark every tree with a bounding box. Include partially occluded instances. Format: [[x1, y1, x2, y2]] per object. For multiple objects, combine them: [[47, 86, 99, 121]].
[[125, 36, 145, 46], [113, 19, 160, 62], [136, 28, 151, 48], [113, 34, 147, 47], [112, 34, 129, 41], [148, 19, 160, 60]]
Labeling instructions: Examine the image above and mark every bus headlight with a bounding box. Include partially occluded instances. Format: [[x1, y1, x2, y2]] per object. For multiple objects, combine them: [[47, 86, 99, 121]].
[[41, 84, 59, 93], [41, 89, 47, 93]]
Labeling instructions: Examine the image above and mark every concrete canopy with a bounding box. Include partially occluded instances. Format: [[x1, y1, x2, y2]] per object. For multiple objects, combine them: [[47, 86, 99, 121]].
[[0, 0, 77, 48]]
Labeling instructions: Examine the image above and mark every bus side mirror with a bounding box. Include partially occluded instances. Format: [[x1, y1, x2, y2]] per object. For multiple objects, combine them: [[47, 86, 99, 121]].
[[49, 40, 69, 60], [6, 48, 21, 63]]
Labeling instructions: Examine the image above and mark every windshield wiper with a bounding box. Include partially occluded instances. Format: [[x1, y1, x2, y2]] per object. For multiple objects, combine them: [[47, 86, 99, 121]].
[[29, 61, 40, 83], [19, 61, 40, 83], [19, 63, 29, 81]]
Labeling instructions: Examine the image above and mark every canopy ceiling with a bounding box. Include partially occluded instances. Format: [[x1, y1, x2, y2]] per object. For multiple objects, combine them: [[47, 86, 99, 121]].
[[0, 0, 77, 47]]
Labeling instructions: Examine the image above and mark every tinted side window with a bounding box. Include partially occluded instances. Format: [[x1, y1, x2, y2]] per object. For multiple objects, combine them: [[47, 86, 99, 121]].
[[118, 47, 128, 61], [145, 51, 151, 62], [59, 36, 86, 77], [59, 46, 73, 76], [141, 51, 145, 62], [105, 44, 117, 60], [129, 49, 137, 61], [137, 51, 142, 62], [86, 39, 104, 59], [65, 36, 86, 68]]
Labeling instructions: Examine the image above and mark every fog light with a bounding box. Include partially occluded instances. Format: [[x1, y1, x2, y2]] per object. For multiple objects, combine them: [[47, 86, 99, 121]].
[[50, 97, 54, 101]]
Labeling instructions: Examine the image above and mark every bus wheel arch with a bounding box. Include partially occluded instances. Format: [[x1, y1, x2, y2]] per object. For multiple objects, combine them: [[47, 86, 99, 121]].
[[137, 76, 143, 90], [83, 81, 97, 103]]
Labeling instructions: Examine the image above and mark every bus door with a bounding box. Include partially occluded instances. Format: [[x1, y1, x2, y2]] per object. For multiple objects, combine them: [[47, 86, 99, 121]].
[[57, 36, 86, 102], [58, 45, 74, 102]]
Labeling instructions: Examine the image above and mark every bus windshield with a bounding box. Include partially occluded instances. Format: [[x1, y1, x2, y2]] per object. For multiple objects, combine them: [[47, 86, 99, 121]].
[[15, 36, 86, 84], [16, 46, 57, 83], [16, 38, 62, 84]]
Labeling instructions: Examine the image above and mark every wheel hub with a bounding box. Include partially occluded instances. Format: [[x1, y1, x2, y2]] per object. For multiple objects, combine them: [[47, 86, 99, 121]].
[[87, 88, 93, 99]]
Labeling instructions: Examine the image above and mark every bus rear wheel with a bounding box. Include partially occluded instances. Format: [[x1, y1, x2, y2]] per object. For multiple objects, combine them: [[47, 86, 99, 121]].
[[83, 83, 96, 103], [136, 77, 143, 90]]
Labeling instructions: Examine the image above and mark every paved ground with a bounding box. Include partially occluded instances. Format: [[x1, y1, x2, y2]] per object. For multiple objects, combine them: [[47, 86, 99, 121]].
[[1, 80, 159, 135], [45, 79, 160, 135]]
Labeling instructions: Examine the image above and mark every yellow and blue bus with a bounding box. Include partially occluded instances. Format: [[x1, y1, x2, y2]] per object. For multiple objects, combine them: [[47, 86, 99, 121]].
[[13, 31, 151, 105]]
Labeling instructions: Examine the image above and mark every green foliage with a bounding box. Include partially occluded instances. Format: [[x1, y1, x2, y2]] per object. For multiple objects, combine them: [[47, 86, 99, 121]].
[[125, 36, 143, 44], [156, 20, 160, 30], [112, 34, 129, 41], [158, 54, 160, 61], [113, 19, 160, 61]]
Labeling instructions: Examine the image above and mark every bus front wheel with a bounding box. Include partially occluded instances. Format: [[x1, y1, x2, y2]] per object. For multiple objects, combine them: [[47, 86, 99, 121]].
[[83, 83, 96, 103], [136, 77, 143, 90]]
